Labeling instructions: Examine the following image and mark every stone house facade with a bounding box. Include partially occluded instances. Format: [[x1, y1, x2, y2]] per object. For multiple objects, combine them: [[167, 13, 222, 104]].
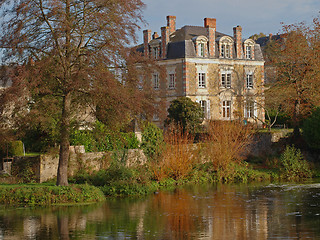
[[137, 16, 265, 127]]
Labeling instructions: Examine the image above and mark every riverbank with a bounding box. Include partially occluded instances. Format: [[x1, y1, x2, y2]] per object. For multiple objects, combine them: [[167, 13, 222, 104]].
[[67, 161, 286, 197], [0, 184, 105, 206]]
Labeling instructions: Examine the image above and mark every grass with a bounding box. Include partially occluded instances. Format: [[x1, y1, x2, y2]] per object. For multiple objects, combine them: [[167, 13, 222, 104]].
[[0, 183, 105, 206]]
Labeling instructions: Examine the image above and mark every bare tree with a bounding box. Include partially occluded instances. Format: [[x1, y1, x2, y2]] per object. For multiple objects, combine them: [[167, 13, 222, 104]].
[[0, 0, 152, 185]]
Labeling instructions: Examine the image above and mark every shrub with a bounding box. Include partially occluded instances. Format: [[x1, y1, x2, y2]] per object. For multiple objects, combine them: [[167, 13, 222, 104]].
[[165, 97, 204, 134], [302, 107, 320, 150], [0, 184, 105, 206], [70, 121, 140, 152], [8, 141, 24, 156], [151, 126, 196, 181], [141, 122, 164, 160], [202, 121, 253, 176], [279, 145, 312, 180]]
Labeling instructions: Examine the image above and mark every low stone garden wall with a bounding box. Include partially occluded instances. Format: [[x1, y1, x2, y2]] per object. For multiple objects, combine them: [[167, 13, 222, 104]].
[[10, 149, 147, 183]]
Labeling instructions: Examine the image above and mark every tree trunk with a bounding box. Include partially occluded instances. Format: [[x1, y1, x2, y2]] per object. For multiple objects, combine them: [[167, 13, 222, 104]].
[[57, 93, 71, 186], [292, 99, 301, 139]]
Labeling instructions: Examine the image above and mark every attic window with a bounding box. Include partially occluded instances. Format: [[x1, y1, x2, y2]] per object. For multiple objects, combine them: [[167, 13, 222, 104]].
[[219, 36, 234, 59], [245, 46, 251, 59], [198, 43, 204, 57], [193, 36, 208, 58], [244, 39, 255, 60]]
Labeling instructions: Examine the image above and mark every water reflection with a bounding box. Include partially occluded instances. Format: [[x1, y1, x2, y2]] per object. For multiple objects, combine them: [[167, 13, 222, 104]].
[[0, 182, 320, 239]]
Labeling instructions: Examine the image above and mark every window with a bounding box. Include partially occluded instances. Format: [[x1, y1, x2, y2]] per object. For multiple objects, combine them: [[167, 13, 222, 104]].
[[222, 101, 231, 118], [200, 100, 206, 117], [198, 43, 204, 57], [153, 73, 159, 90], [169, 73, 175, 89], [245, 45, 251, 59], [153, 47, 159, 59], [246, 74, 253, 89], [198, 73, 206, 88], [225, 45, 230, 58], [138, 76, 143, 90], [221, 44, 231, 58], [221, 44, 225, 58], [221, 73, 231, 88], [245, 101, 255, 118]]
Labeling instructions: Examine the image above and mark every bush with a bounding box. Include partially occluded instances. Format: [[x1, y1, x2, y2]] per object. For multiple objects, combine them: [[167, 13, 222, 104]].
[[0, 184, 105, 206], [302, 107, 320, 150], [165, 97, 204, 134], [70, 121, 140, 152], [151, 126, 196, 181], [279, 145, 312, 180], [141, 122, 164, 160], [8, 141, 24, 156], [202, 121, 253, 176]]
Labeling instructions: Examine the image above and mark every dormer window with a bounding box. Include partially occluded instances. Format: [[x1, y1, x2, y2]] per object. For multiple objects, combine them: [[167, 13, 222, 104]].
[[245, 46, 251, 59], [219, 36, 234, 59], [193, 36, 208, 58], [199, 43, 204, 57], [153, 47, 159, 59], [149, 39, 161, 60], [244, 39, 255, 60]]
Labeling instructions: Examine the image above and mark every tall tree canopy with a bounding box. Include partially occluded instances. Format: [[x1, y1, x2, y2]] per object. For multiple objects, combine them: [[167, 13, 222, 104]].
[[0, 0, 153, 185], [265, 17, 320, 136]]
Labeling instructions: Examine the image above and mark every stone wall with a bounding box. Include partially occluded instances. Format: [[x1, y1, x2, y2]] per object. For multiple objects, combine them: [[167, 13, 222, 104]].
[[11, 149, 147, 183]]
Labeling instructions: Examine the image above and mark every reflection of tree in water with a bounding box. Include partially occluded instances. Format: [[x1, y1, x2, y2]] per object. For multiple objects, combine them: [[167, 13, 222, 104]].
[[0, 184, 319, 239], [150, 189, 197, 239]]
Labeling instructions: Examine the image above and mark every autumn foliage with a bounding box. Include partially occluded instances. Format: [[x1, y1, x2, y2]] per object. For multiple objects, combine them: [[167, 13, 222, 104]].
[[151, 125, 196, 181], [202, 121, 253, 173]]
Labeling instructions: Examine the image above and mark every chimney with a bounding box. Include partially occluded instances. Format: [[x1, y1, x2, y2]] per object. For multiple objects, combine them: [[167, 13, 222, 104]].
[[161, 26, 169, 59], [143, 29, 151, 57], [233, 25, 242, 59], [204, 18, 216, 57], [167, 16, 176, 35], [152, 32, 159, 39], [204, 18, 216, 29]]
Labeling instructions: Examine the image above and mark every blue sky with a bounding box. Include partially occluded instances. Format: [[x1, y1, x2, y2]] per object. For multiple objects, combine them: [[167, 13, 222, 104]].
[[138, 0, 320, 42]]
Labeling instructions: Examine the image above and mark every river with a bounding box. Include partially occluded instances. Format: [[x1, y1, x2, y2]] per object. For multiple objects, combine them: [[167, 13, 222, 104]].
[[0, 181, 320, 239]]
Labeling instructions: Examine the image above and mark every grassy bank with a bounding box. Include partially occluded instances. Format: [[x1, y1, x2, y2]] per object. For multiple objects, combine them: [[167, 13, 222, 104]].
[[0, 184, 105, 206], [68, 161, 274, 197]]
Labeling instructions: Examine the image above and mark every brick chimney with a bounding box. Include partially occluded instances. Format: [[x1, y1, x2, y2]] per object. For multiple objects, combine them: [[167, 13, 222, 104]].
[[204, 18, 216, 57], [143, 29, 151, 57], [204, 18, 216, 29], [161, 26, 169, 59], [167, 15, 176, 35], [233, 25, 242, 59]]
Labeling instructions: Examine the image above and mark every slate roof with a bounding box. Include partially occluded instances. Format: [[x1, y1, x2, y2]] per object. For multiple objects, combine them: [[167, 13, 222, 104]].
[[138, 25, 264, 61]]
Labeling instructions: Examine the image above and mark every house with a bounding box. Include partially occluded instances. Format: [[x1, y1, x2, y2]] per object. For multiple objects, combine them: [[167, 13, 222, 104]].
[[137, 16, 265, 127]]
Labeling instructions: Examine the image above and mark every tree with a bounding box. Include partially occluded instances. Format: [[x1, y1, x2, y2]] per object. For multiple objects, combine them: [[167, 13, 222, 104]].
[[0, 0, 152, 185], [265, 18, 320, 136], [302, 107, 320, 150], [165, 97, 204, 134]]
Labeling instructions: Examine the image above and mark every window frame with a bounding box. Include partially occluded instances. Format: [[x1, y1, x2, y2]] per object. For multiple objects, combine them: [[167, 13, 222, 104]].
[[153, 73, 159, 90], [168, 73, 175, 89], [198, 72, 206, 88], [222, 100, 231, 119], [245, 101, 255, 118], [221, 73, 232, 88], [246, 73, 253, 89]]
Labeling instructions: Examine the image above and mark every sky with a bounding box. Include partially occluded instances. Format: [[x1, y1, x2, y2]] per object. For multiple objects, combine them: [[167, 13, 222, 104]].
[[137, 0, 320, 42]]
